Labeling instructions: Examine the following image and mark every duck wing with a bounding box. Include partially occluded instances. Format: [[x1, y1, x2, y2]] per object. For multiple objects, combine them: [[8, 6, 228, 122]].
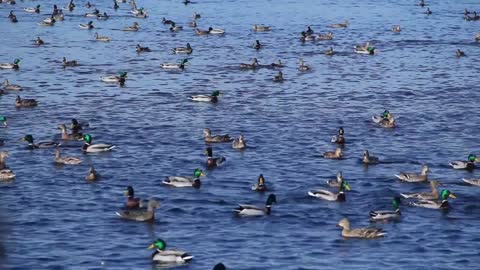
[[351, 228, 386, 238]]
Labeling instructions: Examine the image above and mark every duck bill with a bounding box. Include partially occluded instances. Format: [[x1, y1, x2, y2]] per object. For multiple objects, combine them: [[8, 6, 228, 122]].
[[147, 244, 155, 249], [475, 157, 480, 163], [449, 194, 456, 199], [123, 191, 129, 196], [200, 172, 206, 177], [345, 185, 351, 191]]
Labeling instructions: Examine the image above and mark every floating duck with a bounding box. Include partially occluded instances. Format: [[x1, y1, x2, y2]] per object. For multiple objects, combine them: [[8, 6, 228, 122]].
[[329, 20, 349, 28], [298, 58, 310, 71], [305, 26, 314, 35], [0, 152, 15, 180], [82, 134, 115, 153], [54, 149, 82, 165], [195, 27, 211, 35], [100, 72, 127, 84], [79, 21, 94, 29], [71, 118, 88, 134], [323, 148, 343, 159], [326, 171, 344, 188], [97, 12, 109, 20], [234, 194, 277, 216], [331, 127, 345, 144], [116, 199, 159, 221], [300, 31, 316, 42], [189, 20, 197, 27], [209, 28, 225, 35], [456, 49, 466, 57], [203, 128, 232, 143], [337, 218, 386, 239], [148, 239, 194, 264], [62, 57, 77, 67], [372, 110, 395, 128], [419, 0, 425, 7], [21, 135, 59, 149], [410, 190, 455, 210], [317, 32, 334, 40], [95, 32, 110, 42], [400, 180, 440, 200], [205, 147, 226, 168], [270, 60, 284, 68], [58, 124, 82, 140], [251, 174, 267, 192], [160, 59, 188, 70], [170, 22, 183, 32], [162, 17, 174, 25], [2, 79, 22, 91], [124, 186, 140, 209], [392, 25, 401, 32], [253, 40, 263, 50], [362, 150, 379, 164], [240, 58, 259, 69], [24, 5, 40, 13], [163, 168, 205, 188], [273, 71, 284, 82], [324, 47, 335, 55], [8, 11, 18, 23], [85, 9, 100, 17], [252, 24, 271, 32], [173, 43, 193, 54], [113, 1, 119, 9], [355, 42, 376, 55], [123, 22, 139, 31], [189, 90, 221, 103], [308, 181, 351, 201], [135, 44, 151, 52], [232, 135, 246, 149], [35, 37, 44, 46], [449, 154, 477, 170], [193, 12, 201, 19], [395, 165, 430, 182], [0, 59, 20, 69], [85, 166, 98, 181], [425, 8, 432, 15], [134, 8, 147, 18], [370, 197, 402, 221], [16, 96, 38, 107]]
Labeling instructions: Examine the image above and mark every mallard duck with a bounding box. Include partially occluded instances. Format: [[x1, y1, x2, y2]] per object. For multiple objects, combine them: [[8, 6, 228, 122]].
[[123, 22, 139, 31], [449, 154, 476, 170], [337, 218, 386, 239], [16, 96, 38, 107], [71, 118, 88, 134], [395, 165, 430, 182], [35, 37, 44, 46], [273, 71, 284, 82], [135, 44, 151, 52], [317, 32, 334, 40], [0, 151, 9, 169], [189, 91, 220, 103], [203, 128, 232, 143], [21, 135, 60, 149], [193, 12, 201, 19], [463, 178, 480, 186], [370, 197, 402, 221], [298, 58, 310, 71], [81, 134, 115, 153], [54, 149, 82, 165], [252, 40, 263, 50], [425, 8, 432, 15], [362, 150, 379, 164], [456, 49, 466, 57], [205, 147, 226, 168], [400, 180, 440, 200], [189, 20, 197, 27], [67, 0, 75, 11], [162, 17, 174, 25], [240, 58, 259, 69], [392, 25, 401, 32], [85, 9, 100, 17], [62, 57, 78, 67], [79, 21, 94, 29], [96, 12, 109, 20], [53, 13, 65, 21], [323, 148, 343, 159], [59, 124, 82, 140], [195, 27, 212, 35], [372, 111, 395, 128], [234, 194, 276, 216], [252, 24, 271, 32], [148, 239, 194, 264], [209, 28, 225, 35], [252, 174, 267, 192], [326, 171, 343, 187], [24, 5, 41, 13], [410, 190, 455, 209], [329, 20, 349, 28], [133, 9, 147, 18], [163, 168, 205, 188], [160, 59, 188, 70], [300, 31, 316, 42], [270, 60, 284, 68], [124, 186, 140, 208], [173, 43, 193, 54], [308, 181, 351, 201], [85, 166, 98, 181], [2, 79, 22, 91], [355, 43, 376, 55], [324, 47, 335, 55], [100, 72, 127, 83], [169, 22, 183, 32], [418, 0, 425, 7], [0, 169, 15, 180], [213, 263, 226, 270], [116, 199, 159, 221], [305, 26, 314, 35], [95, 32, 110, 42], [232, 135, 246, 149], [331, 127, 345, 144], [0, 116, 7, 127], [38, 19, 55, 26], [0, 59, 20, 69], [113, 0, 119, 9]]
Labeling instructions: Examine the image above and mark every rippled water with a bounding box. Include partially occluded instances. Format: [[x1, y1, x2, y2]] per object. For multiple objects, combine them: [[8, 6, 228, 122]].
[[1, 0, 480, 269]]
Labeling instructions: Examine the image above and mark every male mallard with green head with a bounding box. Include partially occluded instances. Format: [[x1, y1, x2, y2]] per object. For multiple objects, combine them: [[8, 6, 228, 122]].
[[308, 181, 351, 201], [82, 134, 115, 153], [234, 194, 277, 216], [370, 197, 401, 221], [450, 154, 477, 170], [410, 190, 456, 210], [163, 168, 205, 188], [148, 239, 194, 263], [189, 91, 221, 103], [21, 135, 60, 149]]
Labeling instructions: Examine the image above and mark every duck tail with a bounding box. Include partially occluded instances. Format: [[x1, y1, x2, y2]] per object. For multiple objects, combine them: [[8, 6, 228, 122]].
[[399, 193, 410, 198], [369, 211, 377, 217]]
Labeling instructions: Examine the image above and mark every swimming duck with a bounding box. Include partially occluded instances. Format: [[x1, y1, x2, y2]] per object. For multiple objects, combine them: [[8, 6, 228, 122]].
[[162, 17, 174, 25], [392, 25, 401, 32], [173, 43, 193, 54], [354, 42, 376, 55], [53, 12, 65, 21], [234, 194, 276, 216], [62, 57, 78, 67], [456, 49, 466, 57], [195, 27, 211, 35], [79, 21, 94, 29], [0, 116, 7, 127], [170, 22, 183, 32], [362, 150, 379, 164], [372, 110, 395, 128], [38, 18, 55, 26], [116, 199, 159, 221], [298, 58, 310, 71], [113, 0, 119, 9], [326, 171, 344, 187], [308, 181, 350, 201], [8, 11, 18, 23], [163, 168, 205, 189], [240, 58, 259, 69], [123, 22, 139, 31], [193, 12, 201, 19], [135, 44, 151, 52], [82, 134, 116, 153], [21, 135, 59, 149], [370, 197, 402, 221], [395, 164, 430, 182], [54, 149, 82, 165], [35, 37, 44, 46], [16, 96, 38, 107], [58, 124, 82, 140], [160, 59, 188, 70], [209, 28, 225, 35], [419, 0, 425, 7], [205, 147, 226, 168], [253, 40, 263, 50], [124, 186, 140, 208], [133, 8, 147, 18], [273, 71, 284, 82], [189, 90, 221, 103], [85, 166, 98, 181], [213, 263, 227, 270], [189, 20, 197, 27], [67, 0, 75, 11], [449, 154, 476, 170], [305, 26, 314, 35], [331, 127, 345, 144], [410, 190, 455, 210], [300, 31, 316, 42], [97, 12, 109, 20], [323, 148, 343, 159], [251, 174, 267, 192], [100, 72, 127, 84], [317, 32, 334, 40], [0, 59, 20, 69], [232, 135, 246, 149], [95, 32, 110, 42], [329, 20, 349, 28], [85, 9, 100, 17], [24, 5, 40, 13], [337, 218, 386, 239], [148, 239, 194, 264], [400, 180, 440, 200], [270, 60, 284, 68], [203, 128, 232, 143], [324, 47, 335, 55], [252, 24, 271, 32], [425, 8, 432, 15], [71, 118, 89, 134], [2, 79, 22, 91]]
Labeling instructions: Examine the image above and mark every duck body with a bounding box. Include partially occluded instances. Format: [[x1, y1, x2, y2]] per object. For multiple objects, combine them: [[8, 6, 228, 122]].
[[234, 194, 276, 216], [209, 28, 225, 35], [463, 178, 480, 186], [0, 59, 20, 69], [24, 6, 40, 13], [54, 149, 82, 165], [329, 21, 349, 28], [337, 218, 386, 239], [2, 80, 22, 91], [81, 134, 115, 153], [135, 44, 150, 52], [449, 155, 476, 170], [0, 169, 15, 180], [149, 239, 193, 264], [370, 198, 402, 221], [240, 58, 259, 69], [203, 128, 232, 143], [323, 148, 343, 159], [326, 172, 343, 187], [362, 150, 379, 164], [189, 92, 219, 103], [22, 135, 59, 149], [309, 181, 350, 201], [95, 33, 110, 42], [85, 166, 98, 181], [410, 190, 455, 210], [124, 186, 140, 209], [163, 168, 204, 188], [252, 24, 271, 32], [173, 43, 193, 54], [116, 199, 159, 221], [123, 22, 139, 31], [205, 147, 226, 168], [395, 165, 430, 182], [232, 135, 246, 149], [100, 72, 127, 83], [400, 180, 439, 200], [160, 59, 188, 70], [16, 96, 38, 107], [79, 22, 94, 29], [62, 57, 78, 67]]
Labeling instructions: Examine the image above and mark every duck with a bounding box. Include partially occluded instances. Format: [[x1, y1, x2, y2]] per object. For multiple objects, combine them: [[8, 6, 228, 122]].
[[324, 47, 335, 55], [270, 60, 284, 68], [362, 150, 379, 164], [232, 135, 246, 149], [53, 12, 65, 21], [85, 9, 100, 17], [160, 59, 188, 70], [169, 22, 183, 32], [193, 12, 201, 19], [2, 79, 22, 91], [113, 1, 119, 9], [355, 42, 376, 55], [323, 148, 343, 159], [392, 25, 401, 32], [331, 127, 345, 144], [317, 32, 334, 40], [8, 11, 18, 23], [148, 239, 194, 264], [400, 180, 440, 200], [298, 58, 310, 71], [189, 91, 220, 103], [135, 44, 151, 52], [395, 165, 430, 182], [273, 71, 284, 82], [370, 197, 402, 221], [372, 110, 395, 128], [410, 190, 455, 210], [234, 194, 277, 216], [21, 135, 59, 149], [116, 199, 159, 221], [162, 17, 174, 25], [253, 40, 263, 50], [163, 168, 205, 189], [0, 59, 20, 69], [449, 154, 476, 170], [425, 8, 432, 15], [71, 118, 88, 134], [96, 12, 109, 20], [195, 27, 211, 35], [300, 31, 316, 42], [79, 21, 94, 29], [124, 186, 140, 209], [305, 26, 314, 35], [0, 169, 15, 181], [240, 58, 259, 69], [95, 32, 110, 42], [54, 149, 82, 165], [173, 43, 193, 54], [100, 72, 127, 83], [133, 8, 147, 18], [81, 134, 115, 153], [123, 22, 139, 31], [326, 171, 344, 187], [85, 166, 98, 181], [16, 96, 38, 108], [456, 49, 466, 57], [38, 18, 55, 27], [24, 5, 41, 13], [205, 147, 226, 169], [252, 24, 271, 32], [463, 178, 480, 186], [203, 128, 232, 143], [58, 124, 82, 140], [0, 116, 7, 127], [62, 57, 78, 67], [308, 181, 351, 202], [329, 20, 349, 28], [337, 218, 386, 239], [189, 20, 197, 28], [67, 0, 75, 11], [251, 174, 267, 192], [209, 28, 225, 35], [35, 37, 44, 46], [419, 0, 425, 7]]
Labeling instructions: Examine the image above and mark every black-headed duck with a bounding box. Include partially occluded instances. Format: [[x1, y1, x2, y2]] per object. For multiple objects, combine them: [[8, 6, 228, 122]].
[[205, 147, 226, 169]]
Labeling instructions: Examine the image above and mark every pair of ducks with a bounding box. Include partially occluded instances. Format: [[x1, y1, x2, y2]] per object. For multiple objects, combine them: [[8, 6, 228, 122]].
[[116, 188, 160, 221], [21, 133, 115, 153], [240, 58, 284, 70], [203, 128, 246, 149]]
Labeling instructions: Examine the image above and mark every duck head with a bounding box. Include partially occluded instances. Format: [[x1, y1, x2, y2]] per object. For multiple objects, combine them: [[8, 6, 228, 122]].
[[337, 218, 350, 230], [421, 165, 430, 175], [193, 168, 205, 178], [213, 263, 227, 270], [265, 194, 277, 206], [440, 189, 455, 200], [119, 72, 127, 78], [21, 135, 34, 144], [83, 134, 92, 144], [340, 181, 351, 191], [211, 90, 221, 97], [203, 128, 212, 137], [148, 239, 166, 251], [205, 147, 213, 157], [58, 124, 68, 133], [14, 59, 20, 65], [338, 127, 344, 135], [258, 174, 265, 185], [392, 197, 401, 210], [468, 154, 476, 162], [124, 186, 135, 198]]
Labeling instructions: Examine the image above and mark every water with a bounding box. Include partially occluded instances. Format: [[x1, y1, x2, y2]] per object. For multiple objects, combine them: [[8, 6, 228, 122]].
[[1, 0, 480, 269]]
